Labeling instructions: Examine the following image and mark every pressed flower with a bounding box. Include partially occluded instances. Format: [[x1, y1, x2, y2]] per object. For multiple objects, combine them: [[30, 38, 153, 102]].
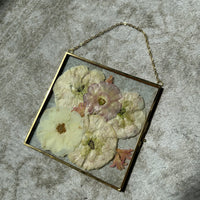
[[68, 115, 117, 170], [53, 65, 105, 109], [109, 92, 146, 139], [36, 107, 84, 157], [83, 82, 122, 121]]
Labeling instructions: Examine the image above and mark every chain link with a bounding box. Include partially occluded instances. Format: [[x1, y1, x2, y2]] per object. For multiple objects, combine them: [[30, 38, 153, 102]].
[[68, 22, 163, 86]]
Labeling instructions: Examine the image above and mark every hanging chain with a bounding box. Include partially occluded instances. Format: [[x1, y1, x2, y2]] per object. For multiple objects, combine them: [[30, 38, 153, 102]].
[[68, 22, 163, 86]]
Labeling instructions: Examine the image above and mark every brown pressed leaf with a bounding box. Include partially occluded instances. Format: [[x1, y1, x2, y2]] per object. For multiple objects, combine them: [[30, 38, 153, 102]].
[[71, 102, 86, 117], [110, 149, 134, 170], [110, 153, 127, 170], [105, 75, 114, 84], [116, 149, 134, 163]]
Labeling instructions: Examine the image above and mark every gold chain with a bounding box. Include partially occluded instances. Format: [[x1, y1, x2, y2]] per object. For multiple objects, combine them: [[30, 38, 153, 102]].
[[68, 22, 163, 86]]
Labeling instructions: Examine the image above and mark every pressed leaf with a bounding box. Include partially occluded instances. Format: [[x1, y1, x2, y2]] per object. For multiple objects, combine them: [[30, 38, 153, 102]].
[[105, 75, 114, 84], [110, 153, 127, 170], [110, 149, 134, 170], [72, 102, 86, 117], [116, 149, 134, 163]]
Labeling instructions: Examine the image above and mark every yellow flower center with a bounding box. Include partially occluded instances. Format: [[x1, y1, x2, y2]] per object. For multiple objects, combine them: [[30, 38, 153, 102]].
[[98, 97, 106, 105], [56, 123, 66, 134]]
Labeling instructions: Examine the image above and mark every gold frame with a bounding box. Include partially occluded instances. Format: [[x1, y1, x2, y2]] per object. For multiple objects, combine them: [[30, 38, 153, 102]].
[[24, 52, 163, 192]]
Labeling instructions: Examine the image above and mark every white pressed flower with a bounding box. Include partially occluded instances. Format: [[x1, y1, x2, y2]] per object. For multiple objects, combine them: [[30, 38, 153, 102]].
[[68, 115, 117, 170], [36, 107, 84, 157], [53, 66, 105, 109], [109, 92, 146, 139]]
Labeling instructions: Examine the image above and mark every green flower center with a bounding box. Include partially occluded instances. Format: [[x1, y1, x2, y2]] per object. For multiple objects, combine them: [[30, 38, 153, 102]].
[[118, 107, 126, 117], [72, 84, 87, 100], [77, 85, 85, 93], [88, 139, 95, 149], [81, 136, 105, 156], [56, 123, 66, 134], [98, 97, 106, 105]]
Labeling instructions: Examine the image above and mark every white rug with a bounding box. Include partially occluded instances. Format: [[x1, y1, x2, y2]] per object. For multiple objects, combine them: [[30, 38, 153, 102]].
[[0, 1, 200, 199]]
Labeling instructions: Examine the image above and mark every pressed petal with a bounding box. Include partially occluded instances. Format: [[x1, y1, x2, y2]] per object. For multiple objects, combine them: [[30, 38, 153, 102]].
[[100, 82, 121, 102], [120, 92, 145, 111], [82, 69, 105, 85], [98, 101, 121, 121]]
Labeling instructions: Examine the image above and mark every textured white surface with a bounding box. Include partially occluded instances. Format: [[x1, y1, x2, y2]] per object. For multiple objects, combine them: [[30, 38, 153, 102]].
[[0, 0, 200, 199]]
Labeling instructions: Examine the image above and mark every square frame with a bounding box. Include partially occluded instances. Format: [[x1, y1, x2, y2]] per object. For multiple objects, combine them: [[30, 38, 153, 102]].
[[24, 52, 163, 191]]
